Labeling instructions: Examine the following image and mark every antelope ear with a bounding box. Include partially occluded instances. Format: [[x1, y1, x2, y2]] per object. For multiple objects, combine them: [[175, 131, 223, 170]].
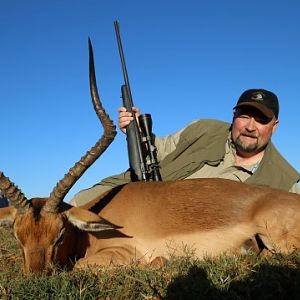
[[0, 207, 17, 226], [65, 206, 119, 232]]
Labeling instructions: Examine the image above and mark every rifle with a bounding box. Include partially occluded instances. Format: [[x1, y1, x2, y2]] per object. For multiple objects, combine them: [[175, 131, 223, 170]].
[[114, 20, 162, 182]]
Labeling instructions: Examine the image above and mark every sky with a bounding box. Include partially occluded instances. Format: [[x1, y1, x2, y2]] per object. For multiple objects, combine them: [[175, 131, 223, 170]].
[[0, 0, 299, 202]]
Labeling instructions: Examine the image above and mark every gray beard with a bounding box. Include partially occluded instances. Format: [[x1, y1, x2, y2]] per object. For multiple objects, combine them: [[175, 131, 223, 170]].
[[235, 137, 259, 153]]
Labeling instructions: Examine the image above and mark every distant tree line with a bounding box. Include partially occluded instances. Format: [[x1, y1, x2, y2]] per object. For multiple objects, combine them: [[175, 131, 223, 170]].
[[0, 190, 9, 207]]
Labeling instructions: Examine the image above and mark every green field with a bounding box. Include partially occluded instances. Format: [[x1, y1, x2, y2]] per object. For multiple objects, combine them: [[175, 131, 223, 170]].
[[0, 226, 300, 299]]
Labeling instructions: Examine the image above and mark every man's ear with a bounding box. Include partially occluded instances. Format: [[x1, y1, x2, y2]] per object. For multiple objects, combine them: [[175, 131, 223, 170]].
[[272, 119, 279, 133]]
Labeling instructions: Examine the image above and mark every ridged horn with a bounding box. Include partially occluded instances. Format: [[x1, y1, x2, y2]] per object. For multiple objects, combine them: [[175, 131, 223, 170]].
[[43, 38, 117, 213], [0, 172, 30, 212]]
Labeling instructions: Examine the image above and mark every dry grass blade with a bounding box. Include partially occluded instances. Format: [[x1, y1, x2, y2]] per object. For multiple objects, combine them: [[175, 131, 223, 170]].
[[1, 225, 300, 299]]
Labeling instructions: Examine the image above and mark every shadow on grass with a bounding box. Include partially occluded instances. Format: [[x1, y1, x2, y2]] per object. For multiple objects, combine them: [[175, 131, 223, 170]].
[[165, 263, 300, 300]]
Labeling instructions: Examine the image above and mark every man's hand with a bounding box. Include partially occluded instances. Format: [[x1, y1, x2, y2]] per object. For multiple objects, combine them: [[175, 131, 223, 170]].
[[118, 106, 140, 133]]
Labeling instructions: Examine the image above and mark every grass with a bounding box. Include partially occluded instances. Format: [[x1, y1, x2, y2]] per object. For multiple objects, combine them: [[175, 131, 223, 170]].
[[1, 226, 300, 299]]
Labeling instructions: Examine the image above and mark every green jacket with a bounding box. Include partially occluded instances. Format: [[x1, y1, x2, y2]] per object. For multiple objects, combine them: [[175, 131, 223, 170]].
[[101, 119, 300, 191]]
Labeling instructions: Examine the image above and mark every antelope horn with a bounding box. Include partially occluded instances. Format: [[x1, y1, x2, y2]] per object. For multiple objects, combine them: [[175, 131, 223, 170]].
[[43, 38, 117, 213], [0, 172, 30, 212]]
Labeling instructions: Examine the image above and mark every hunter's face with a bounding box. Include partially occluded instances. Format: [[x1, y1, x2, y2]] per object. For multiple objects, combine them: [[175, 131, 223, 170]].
[[231, 107, 278, 156]]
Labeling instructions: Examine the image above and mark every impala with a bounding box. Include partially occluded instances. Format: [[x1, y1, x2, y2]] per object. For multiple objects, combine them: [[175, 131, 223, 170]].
[[1, 40, 300, 274]]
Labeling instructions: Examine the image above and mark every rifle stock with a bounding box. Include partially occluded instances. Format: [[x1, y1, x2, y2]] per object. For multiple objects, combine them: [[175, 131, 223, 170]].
[[114, 20, 161, 181]]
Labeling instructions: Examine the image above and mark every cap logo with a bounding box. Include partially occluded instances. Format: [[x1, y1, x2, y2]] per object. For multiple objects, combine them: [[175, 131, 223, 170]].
[[251, 92, 264, 101]]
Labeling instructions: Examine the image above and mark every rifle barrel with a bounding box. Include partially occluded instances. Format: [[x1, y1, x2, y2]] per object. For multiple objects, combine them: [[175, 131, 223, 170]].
[[114, 21, 134, 108]]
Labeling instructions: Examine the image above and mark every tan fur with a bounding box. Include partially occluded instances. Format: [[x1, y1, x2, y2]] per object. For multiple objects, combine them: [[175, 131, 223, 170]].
[[75, 178, 300, 267], [1, 178, 300, 273]]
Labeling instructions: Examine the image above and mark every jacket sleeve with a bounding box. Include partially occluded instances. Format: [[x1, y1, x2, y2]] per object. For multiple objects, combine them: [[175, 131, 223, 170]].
[[154, 120, 198, 162]]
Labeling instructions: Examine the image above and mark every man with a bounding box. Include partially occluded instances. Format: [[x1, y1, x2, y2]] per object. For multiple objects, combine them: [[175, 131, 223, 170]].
[[71, 88, 300, 206]]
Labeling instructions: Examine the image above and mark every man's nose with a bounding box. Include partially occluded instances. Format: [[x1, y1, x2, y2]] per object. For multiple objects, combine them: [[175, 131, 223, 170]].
[[245, 117, 256, 131]]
